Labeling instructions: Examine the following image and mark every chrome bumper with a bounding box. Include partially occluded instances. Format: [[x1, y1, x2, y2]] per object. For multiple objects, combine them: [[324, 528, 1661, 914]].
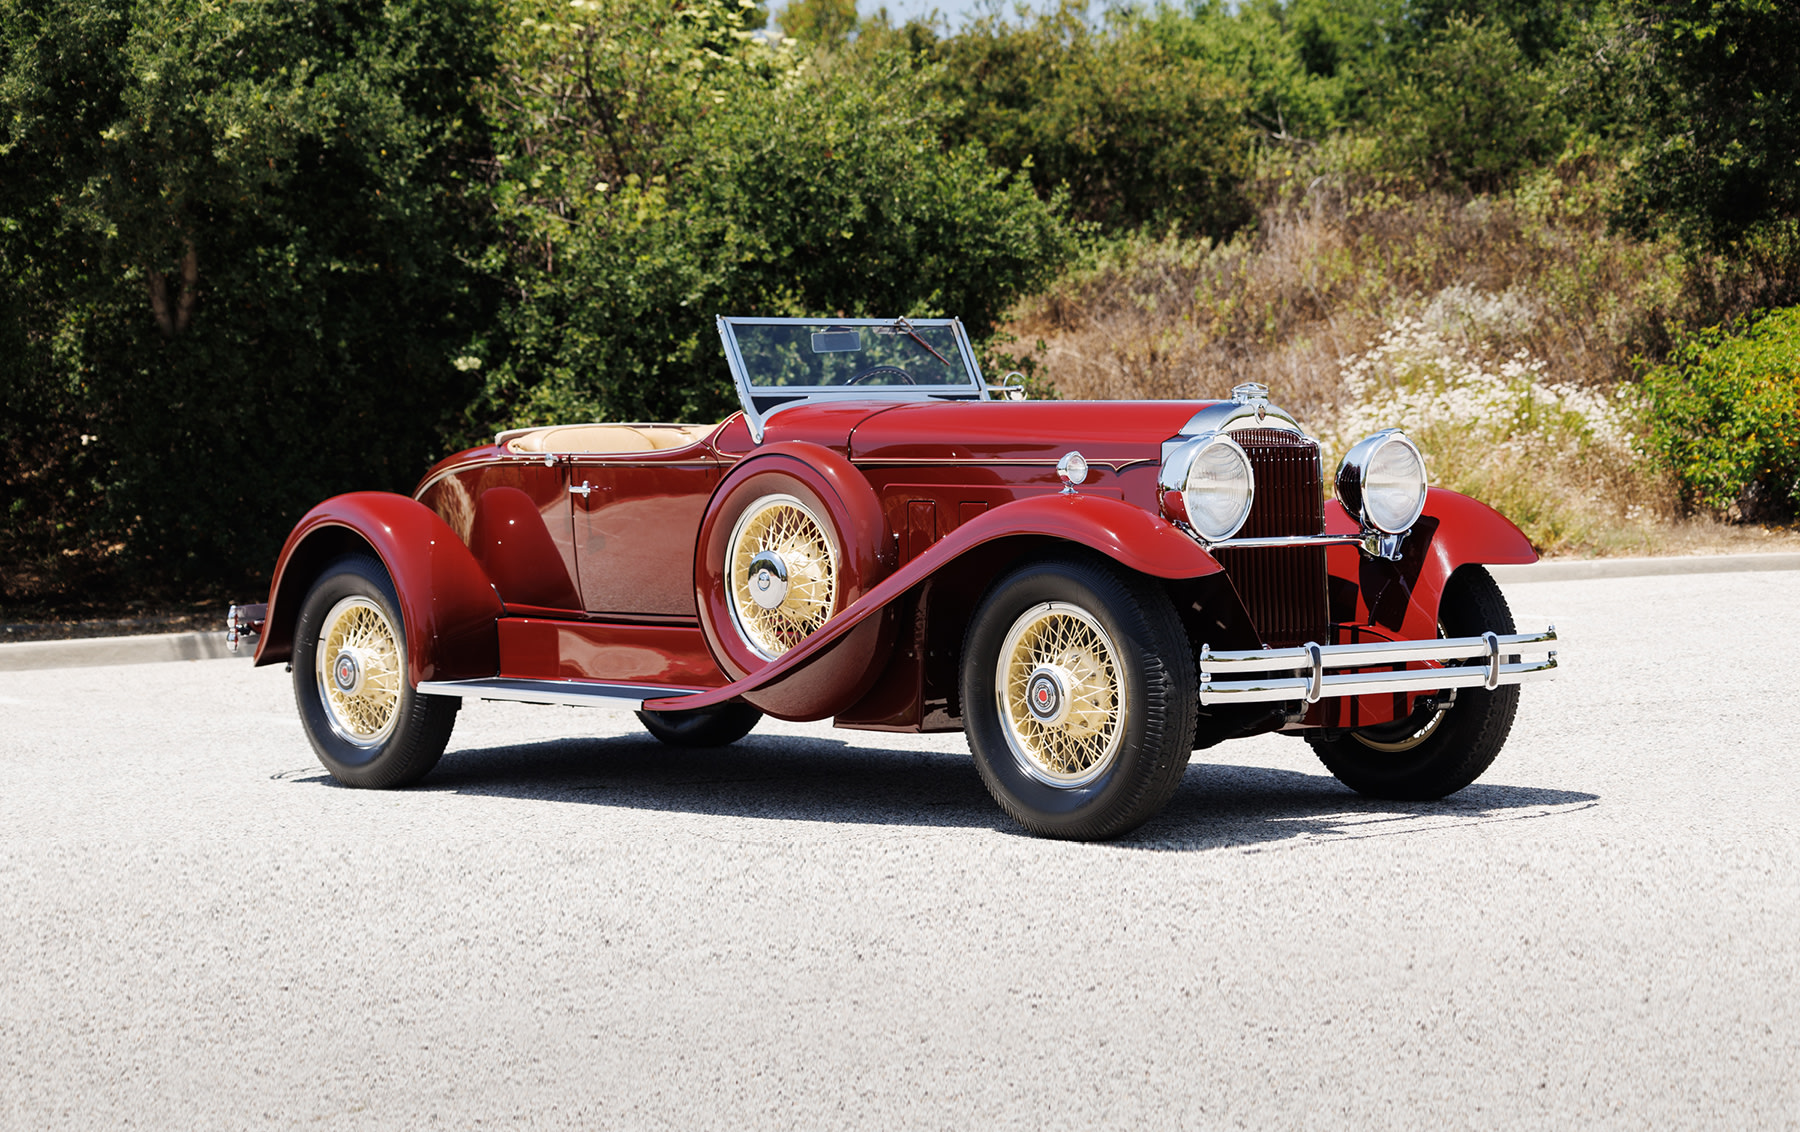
[[1198, 627, 1557, 705]]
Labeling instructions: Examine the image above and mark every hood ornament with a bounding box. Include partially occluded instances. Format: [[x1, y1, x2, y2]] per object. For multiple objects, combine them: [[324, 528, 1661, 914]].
[[1231, 382, 1270, 422]]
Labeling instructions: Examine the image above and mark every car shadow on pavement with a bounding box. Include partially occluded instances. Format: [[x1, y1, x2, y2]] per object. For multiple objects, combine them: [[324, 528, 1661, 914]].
[[283, 731, 1598, 852]]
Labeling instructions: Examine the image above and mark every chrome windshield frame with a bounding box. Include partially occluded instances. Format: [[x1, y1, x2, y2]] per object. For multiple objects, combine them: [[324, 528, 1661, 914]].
[[717, 316, 991, 443]]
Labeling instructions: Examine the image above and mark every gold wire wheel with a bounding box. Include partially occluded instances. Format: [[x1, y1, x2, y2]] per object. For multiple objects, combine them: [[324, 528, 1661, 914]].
[[315, 595, 404, 748], [995, 601, 1127, 788], [726, 493, 839, 660]]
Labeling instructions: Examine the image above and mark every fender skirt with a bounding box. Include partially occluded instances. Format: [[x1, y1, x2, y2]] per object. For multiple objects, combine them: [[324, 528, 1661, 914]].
[[254, 492, 502, 686], [1325, 487, 1538, 640], [645, 492, 1221, 715]]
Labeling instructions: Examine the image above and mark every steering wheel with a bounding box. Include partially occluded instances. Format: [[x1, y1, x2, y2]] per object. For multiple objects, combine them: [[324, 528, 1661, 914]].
[[844, 365, 916, 386]]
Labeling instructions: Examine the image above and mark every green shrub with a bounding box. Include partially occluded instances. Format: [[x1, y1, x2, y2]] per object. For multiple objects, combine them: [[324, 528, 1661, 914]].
[[1370, 17, 1566, 193], [1644, 308, 1800, 521], [931, 1, 1254, 236], [0, 0, 499, 599], [471, 10, 1075, 431]]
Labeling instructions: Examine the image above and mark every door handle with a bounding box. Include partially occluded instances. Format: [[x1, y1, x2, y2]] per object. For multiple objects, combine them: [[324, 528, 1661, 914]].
[[569, 480, 593, 498]]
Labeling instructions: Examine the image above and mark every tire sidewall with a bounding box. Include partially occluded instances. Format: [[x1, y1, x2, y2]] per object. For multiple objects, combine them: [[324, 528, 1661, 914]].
[[696, 455, 885, 681], [293, 556, 429, 786], [635, 703, 763, 747], [1311, 565, 1521, 798], [962, 559, 1179, 834]]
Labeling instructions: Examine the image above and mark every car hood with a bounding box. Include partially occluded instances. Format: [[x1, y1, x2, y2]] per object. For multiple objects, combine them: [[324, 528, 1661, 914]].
[[844, 399, 1218, 465]]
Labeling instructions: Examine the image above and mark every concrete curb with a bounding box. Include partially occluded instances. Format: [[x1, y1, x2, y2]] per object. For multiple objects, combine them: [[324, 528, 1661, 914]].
[[1, 552, 1794, 673], [0, 631, 247, 673], [1490, 551, 1800, 583]]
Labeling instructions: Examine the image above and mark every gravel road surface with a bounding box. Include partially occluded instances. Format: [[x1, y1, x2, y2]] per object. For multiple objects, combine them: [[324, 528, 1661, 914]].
[[2, 571, 1795, 1129]]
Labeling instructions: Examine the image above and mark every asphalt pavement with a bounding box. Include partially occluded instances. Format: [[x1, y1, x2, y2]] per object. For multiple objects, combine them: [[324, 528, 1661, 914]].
[[1, 569, 1795, 1129]]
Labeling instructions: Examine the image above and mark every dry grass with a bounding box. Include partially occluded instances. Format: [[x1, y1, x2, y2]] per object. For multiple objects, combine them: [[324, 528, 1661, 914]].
[[993, 160, 1780, 555], [1004, 164, 1689, 416]]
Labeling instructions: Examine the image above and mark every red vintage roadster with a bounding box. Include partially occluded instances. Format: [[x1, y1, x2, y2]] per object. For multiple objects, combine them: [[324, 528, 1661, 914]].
[[231, 316, 1556, 839]]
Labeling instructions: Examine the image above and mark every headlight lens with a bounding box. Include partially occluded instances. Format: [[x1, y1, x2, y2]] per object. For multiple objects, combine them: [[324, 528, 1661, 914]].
[[1161, 433, 1254, 542], [1336, 429, 1427, 534]]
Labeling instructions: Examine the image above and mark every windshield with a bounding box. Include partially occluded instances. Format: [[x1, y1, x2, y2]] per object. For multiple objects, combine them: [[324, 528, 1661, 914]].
[[723, 318, 978, 389]]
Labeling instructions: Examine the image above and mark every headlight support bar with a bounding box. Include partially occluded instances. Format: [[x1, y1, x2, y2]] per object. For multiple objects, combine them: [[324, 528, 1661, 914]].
[[1178, 530, 1407, 560]]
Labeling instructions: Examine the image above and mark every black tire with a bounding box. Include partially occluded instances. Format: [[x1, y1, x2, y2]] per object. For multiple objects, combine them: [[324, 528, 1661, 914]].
[[1307, 565, 1520, 800], [635, 703, 763, 747], [292, 554, 458, 788], [960, 555, 1198, 840]]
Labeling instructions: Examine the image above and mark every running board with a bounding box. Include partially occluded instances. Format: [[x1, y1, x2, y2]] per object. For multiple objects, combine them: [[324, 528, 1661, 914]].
[[415, 677, 706, 711]]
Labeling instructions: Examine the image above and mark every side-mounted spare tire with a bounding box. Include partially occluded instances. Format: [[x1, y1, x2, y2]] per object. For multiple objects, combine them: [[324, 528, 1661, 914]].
[[635, 703, 764, 747], [292, 554, 458, 788], [693, 445, 894, 720]]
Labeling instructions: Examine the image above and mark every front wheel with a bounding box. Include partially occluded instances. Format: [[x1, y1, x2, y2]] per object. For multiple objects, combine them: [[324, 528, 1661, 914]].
[[1307, 565, 1520, 800], [961, 555, 1197, 840], [292, 554, 458, 788]]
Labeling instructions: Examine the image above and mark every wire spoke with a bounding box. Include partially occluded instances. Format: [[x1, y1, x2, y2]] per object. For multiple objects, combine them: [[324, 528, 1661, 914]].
[[729, 496, 838, 659], [997, 603, 1124, 785], [317, 597, 402, 743]]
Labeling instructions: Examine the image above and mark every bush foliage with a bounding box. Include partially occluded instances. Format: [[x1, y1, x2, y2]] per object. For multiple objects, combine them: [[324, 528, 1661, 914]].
[[1643, 308, 1800, 521], [467, 0, 1072, 430], [4, 0, 1799, 607], [0, 0, 499, 597]]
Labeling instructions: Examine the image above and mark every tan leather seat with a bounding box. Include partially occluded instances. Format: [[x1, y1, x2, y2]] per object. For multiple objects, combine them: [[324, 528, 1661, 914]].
[[504, 423, 718, 455]]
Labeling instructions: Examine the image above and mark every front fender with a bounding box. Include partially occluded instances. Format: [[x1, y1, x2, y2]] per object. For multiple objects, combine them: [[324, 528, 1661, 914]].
[[255, 492, 503, 685], [1326, 487, 1538, 638], [646, 492, 1221, 715]]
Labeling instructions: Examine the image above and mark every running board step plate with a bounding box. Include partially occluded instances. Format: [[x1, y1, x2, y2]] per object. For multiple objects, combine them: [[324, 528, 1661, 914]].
[[415, 677, 705, 711]]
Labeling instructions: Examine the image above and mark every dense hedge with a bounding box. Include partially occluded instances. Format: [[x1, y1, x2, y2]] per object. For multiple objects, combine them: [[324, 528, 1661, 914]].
[[0, 0, 500, 596], [3, 0, 1799, 608], [1644, 308, 1800, 522]]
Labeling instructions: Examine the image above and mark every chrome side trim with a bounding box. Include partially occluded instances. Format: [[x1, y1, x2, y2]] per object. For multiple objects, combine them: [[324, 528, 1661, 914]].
[[850, 457, 1156, 471], [1198, 626, 1558, 704], [416, 677, 705, 710], [414, 455, 560, 499]]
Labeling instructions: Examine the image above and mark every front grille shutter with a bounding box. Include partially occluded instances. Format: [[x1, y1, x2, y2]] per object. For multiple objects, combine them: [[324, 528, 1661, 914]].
[[1210, 428, 1330, 648]]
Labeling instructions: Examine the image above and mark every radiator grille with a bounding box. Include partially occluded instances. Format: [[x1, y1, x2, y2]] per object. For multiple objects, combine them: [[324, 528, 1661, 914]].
[[1211, 428, 1330, 648]]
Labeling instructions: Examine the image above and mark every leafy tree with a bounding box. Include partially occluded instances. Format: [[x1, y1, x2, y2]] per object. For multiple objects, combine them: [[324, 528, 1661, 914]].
[[1404, 0, 1587, 65], [1135, 0, 1356, 145], [0, 0, 499, 596], [1609, 0, 1800, 250], [777, 0, 856, 48], [472, 12, 1075, 428], [932, 1, 1254, 235], [1373, 16, 1567, 192]]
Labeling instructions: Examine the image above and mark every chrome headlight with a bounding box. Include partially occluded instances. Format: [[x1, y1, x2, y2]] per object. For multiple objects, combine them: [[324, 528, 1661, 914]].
[[1160, 432, 1255, 542], [1336, 429, 1427, 534]]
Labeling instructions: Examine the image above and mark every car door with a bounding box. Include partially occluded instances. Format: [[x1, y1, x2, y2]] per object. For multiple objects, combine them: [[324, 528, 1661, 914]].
[[570, 452, 721, 618]]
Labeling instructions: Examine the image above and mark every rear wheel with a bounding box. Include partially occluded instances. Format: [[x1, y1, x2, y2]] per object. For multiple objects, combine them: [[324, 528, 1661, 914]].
[[961, 555, 1197, 840], [635, 703, 763, 748], [1307, 565, 1520, 800], [293, 555, 457, 788]]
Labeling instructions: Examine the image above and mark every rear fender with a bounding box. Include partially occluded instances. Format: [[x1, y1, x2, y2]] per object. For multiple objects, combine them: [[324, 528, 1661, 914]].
[[1326, 487, 1538, 639], [646, 492, 1221, 717], [255, 492, 503, 685]]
